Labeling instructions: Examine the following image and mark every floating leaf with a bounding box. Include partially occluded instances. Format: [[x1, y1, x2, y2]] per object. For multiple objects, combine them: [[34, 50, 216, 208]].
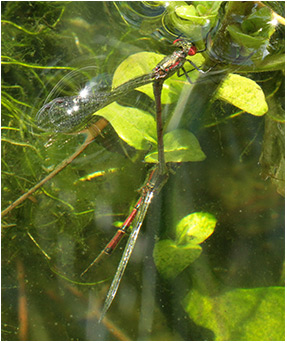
[[96, 102, 157, 150], [145, 129, 206, 163], [176, 212, 217, 245], [183, 287, 285, 341], [153, 239, 202, 279], [175, 5, 206, 25], [153, 212, 216, 279], [194, 1, 223, 14], [173, 2, 222, 32], [175, 5, 218, 25], [216, 74, 268, 116]]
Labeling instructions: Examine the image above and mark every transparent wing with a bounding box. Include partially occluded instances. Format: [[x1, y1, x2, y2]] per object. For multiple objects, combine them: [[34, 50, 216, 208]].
[[99, 188, 155, 322]]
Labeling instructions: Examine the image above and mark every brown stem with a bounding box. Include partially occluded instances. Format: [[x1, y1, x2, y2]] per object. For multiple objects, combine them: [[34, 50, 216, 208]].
[[17, 259, 28, 341], [153, 80, 166, 175]]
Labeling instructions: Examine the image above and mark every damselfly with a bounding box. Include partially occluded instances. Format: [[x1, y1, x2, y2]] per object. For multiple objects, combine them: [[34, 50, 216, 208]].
[[36, 37, 209, 173], [83, 167, 168, 322], [36, 38, 208, 136]]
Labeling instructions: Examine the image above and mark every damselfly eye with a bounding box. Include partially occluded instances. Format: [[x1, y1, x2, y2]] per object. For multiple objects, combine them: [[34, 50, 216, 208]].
[[188, 45, 197, 56], [173, 38, 196, 55]]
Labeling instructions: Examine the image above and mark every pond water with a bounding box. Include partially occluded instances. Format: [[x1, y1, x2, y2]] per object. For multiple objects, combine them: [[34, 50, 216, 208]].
[[2, 1, 284, 341]]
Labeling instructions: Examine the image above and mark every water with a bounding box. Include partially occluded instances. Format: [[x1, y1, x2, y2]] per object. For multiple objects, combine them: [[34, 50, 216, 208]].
[[2, 1, 284, 341]]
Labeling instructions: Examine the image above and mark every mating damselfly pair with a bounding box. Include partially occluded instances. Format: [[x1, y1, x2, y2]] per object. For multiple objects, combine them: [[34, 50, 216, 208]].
[[2, 1, 284, 341], [35, 35, 212, 321]]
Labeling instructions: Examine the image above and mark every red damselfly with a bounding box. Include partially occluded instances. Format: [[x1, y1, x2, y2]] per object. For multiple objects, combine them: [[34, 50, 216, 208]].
[[84, 167, 168, 322], [36, 37, 209, 174], [36, 37, 208, 135], [80, 169, 160, 276]]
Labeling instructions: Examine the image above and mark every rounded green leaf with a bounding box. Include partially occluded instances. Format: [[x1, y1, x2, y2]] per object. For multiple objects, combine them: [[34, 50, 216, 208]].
[[216, 74, 268, 116], [194, 1, 223, 13], [183, 287, 285, 341], [175, 5, 216, 25], [96, 102, 157, 150], [112, 51, 165, 102], [112, 51, 164, 90], [145, 129, 206, 163], [153, 239, 202, 279], [174, 2, 222, 28], [176, 5, 198, 18], [176, 212, 216, 245]]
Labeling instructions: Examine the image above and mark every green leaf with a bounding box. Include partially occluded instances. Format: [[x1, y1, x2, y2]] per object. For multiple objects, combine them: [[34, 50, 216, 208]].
[[175, 5, 218, 24], [96, 102, 157, 150], [176, 212, 217, 245], [153, 211, 216, 279], [226, 7, 275, 49], [216, 74, 268, 116], [196, 4, 208, 16], [145, 129, 206, 163], [112, 52, 164, 90], [241, 7, 275, 39], [183, 287, 285, 341], [227, 25, 269, 49], [238, 54, 285, 72], [153, 239, 202, 279], [175, 5, 199, 19], [193, 1, 223, 13]]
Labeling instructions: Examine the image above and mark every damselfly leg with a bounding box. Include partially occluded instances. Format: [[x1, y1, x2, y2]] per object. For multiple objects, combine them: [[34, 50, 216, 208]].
[[80, 185, 148, 277]]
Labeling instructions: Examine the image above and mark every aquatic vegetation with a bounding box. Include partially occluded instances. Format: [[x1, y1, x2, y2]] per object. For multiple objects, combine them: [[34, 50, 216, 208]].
[[2, 1, 284, 341]]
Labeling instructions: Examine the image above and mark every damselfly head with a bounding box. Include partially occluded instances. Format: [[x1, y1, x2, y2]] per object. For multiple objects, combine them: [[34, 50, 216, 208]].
[[173, 39, 197, 56]]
